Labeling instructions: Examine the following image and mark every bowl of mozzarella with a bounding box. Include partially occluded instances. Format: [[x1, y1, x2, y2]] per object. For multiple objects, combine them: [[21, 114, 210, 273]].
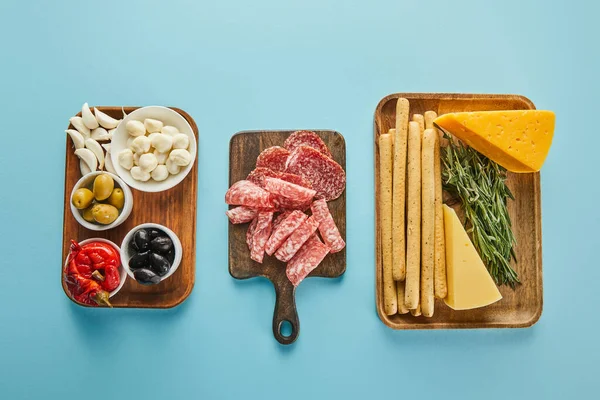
[[111, 106, 197, 192]]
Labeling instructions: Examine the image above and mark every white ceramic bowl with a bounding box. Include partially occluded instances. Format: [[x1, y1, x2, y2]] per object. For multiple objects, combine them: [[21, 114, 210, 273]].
[[111, 106, 197, 192], [120, 223, 183, 284], [63, 238, 127, 299], [70, 171, 133, 231]]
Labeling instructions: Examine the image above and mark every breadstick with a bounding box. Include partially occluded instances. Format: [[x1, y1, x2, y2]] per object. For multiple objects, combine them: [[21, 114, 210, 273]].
[[433, 130, 447, 299], [421, 129, 436, 317], [424, 111, 437, 130], [396, 280, 409, 314], [410, 304, 421, 316], [379, 133, 397, 315], [412, 114, 425, 133], [392, 98, 409, 282], [405, 121, 421, 309]]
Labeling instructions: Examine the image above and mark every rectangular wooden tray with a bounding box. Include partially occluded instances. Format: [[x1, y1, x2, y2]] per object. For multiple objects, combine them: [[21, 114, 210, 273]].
[[61, 107, 197, 308], [374, 93, 543, 329], [229, 130, 346, 344]]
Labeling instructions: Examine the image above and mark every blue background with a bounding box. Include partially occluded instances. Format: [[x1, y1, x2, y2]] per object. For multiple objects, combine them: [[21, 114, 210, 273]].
[[0, 0, 597, 398]]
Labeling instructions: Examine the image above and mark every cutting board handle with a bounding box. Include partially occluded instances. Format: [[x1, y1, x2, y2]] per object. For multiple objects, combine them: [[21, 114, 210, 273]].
[[272, 280, 299, 345]]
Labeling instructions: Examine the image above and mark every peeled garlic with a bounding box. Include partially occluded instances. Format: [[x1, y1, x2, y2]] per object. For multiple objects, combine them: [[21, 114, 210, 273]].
[[85, 138, 105, 170], [166, 158, 181, 175], [104, 151, 117, 174], [121, 106, 128, 118], [66, 129, 84, 149], [126, 120, 146, 137], [139, 153, 158, 172], [144, 118, 163, 133], [108, 128, 116, 139], [151, 165, 169, 181], [161, 126, 179, 136], [154, 150, 168, 164], [169, 149, 191, 167], [91, 127, 111, 141], [101, 143, 111, 152], [75, 148, 98, 172], [172, 134, 189, 150], [152, 134, 173, 153], [69, 117, 90, 138], [130, 136, 151, 153], [94, 108, 119, 129], [81, 103, 99, 129], [80, 160, 92, 176], [130, 166, 151, 182]]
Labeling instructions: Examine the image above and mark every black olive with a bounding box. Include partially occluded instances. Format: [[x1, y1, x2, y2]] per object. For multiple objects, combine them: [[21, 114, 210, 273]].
[[132, 229, 150, 251], [129, 251, 150, 270], [150, 236, 173, 254], [148, 229, 163, 240], [166, 249, 175, 265], [133, 268, 161, 285], [149, 252, 170, 276]]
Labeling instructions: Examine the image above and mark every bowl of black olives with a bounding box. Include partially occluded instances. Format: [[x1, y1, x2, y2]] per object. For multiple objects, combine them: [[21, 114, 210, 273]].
[[120, 223, 182, 285]]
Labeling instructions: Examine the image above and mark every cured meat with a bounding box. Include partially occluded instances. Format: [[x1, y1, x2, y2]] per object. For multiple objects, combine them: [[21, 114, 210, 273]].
[[310, 199, 345, 253], [226, 206, 257, 224], [247, 167, 312, 190], [284, 131, 332, 158], [275, 215, 320, 262], [265, 210, 308, 256], [264, 177, 316, 204], [286, 235, 331, 286], [285, 146, 346, 201], [225, 180, 274, 209], [272, 211, 292, 231], [246, 218, 257, 251], [250, 211, 274, 263], [256, 146, 290, 172]]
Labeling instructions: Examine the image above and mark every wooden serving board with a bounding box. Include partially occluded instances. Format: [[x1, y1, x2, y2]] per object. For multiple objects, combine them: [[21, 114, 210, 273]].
[[374, 93, 543, 329], [229, 130, 346, 344], [61, 107, 197, 308]]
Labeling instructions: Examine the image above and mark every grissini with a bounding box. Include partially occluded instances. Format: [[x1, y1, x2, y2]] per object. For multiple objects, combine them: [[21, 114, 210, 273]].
[[396, 280, 409, 314], [412, 114, 425, 133], [405, 121, 421, 309], [421, 129, 436, 317], [392, 98, 409, 282], [379, 133, 397, 315], [410, 303, 421, 317], [424, 111, 437, 130], [433, 129, 447, 299]]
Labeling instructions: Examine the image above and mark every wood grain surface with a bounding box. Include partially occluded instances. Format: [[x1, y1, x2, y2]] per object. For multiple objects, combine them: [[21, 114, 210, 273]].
[[374, 93, 543, 329], [229, 130, 346, 344], [61, 107, 197, 308]]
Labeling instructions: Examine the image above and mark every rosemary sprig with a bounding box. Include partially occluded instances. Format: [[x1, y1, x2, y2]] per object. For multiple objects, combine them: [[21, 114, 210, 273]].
[[438, 128, 519, 287]]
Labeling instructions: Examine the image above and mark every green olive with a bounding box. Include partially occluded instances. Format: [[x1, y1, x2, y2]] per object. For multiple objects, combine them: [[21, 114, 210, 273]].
[[92, 203, 119, 225], [93, 174, 114, 201], [72, 188, 94, 209], [106, 188, 125, 209], [82, 206, 95, 222]]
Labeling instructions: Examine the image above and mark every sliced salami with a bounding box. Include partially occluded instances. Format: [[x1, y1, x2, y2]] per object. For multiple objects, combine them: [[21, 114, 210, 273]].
[[247, 167, 312, 190], [265, 210, 308, 256], [250, 211, 274, 263], [246, 218, 258, 251], [284, 131, 332, 158], [285, 146, 346, 201], [310, 199, 345, 253], [272, 211, 292, 231], [286, 235, 331, 286], [275, 215, 320, 262], [225, 180, 274, 209], [264, 177, 316, 204], [226, 206, 257, 224], [256, 146, 290, 172]]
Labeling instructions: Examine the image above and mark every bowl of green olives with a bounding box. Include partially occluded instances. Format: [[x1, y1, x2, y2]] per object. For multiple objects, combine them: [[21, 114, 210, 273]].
[[120, 223, 182, 285], [70, 172, 133, 231]]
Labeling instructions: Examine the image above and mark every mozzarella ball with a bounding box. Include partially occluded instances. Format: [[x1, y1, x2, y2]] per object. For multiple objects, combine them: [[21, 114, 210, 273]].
[[152, 133, 173, 153], [133, 152, 141, 166], [161, 125, 179, 136], [126, 120, 145, 137], [154, 149, 168, 165], [118, 149, 134, 170], [144, 118, 163, 133], [139, 153, 158, 172], [151, 165, 169, 181], [166, 158, 181, 175], [147, 132, 160, 144], [130, 136, 151, 153], [127, 136, 135, 149], [130, 166, 151, 182], [172, 133, 189, 150], [169, 149, 191, 166]]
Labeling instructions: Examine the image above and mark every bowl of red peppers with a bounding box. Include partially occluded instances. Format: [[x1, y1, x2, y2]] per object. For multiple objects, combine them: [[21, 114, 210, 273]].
[[63, 238, 127, 307]]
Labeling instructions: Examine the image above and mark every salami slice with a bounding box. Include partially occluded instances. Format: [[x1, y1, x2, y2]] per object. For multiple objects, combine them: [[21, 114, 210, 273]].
[[226, 206, 257, 224], [284, 131, 332, 158], [272, 211, 292, 231], [310, 199, 345, 253], [247, 167, 312, 190], [285, 146, 346, 201], [250, 211, 274, 263], [264, 177, 316, 204], [275, 215, 319, 262], [256, 146, 290, 172], [225, 180, 274, 209], [265, 210, 308, 256], [246, 218, 258, 251], [286, 235, 331, 286]]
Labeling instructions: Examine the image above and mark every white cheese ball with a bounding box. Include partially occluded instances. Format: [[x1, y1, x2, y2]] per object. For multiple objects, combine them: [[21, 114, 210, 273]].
[[130, 166, 151, 182], [152, 133, 173, 153], [144, 118, 163, 133], [133, 152, 141, 166], [118, 149, 134, 170], [139, 153, 158, 172], [147, 132, 160, 144], [169, 149, 191, 167], [161, 126, 179, 136], [154, 149, 168, 165], [172, 133, 189, 150], [130, 136, 151, 153], [166, 158, 181, 175], [151, 165, 169, 181], [126, 136, 135, 149], [126, 120, 146, 137]]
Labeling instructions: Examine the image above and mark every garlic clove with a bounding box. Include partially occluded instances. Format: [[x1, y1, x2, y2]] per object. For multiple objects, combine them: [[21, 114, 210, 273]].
[[118, 149, 134, 170], [69, 117, 90, 138], [144, 118, 163, 133], [126, 120, 145, 137], [81, 103, 99, 129], [151, 165, 169, 181], [80, 160, 92, 176], [66, 129, 85, 149], [75, 148, 98, 172], [108, 128, 116, 140], [91, 127, 111, 141], [85, 138, 105, 170], [121, 107, 128, 118], [94, 108, 119, 129], [104, 151, 117, 174], [101, 143, 111, 152]]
